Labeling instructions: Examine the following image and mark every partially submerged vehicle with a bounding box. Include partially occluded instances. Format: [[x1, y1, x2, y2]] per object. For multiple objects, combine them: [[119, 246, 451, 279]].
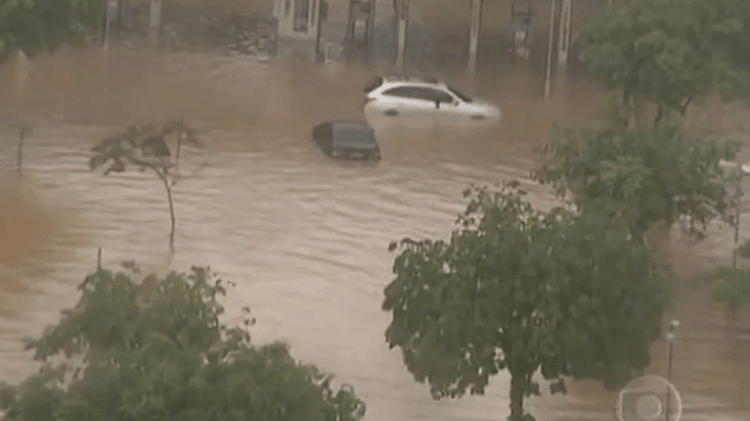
[[363, 75, 501, 121], [312, 120, 381, 160]]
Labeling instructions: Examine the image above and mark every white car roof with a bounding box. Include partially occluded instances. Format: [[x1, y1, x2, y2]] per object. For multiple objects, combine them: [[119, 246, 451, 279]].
[[380, 75, 446, 86]]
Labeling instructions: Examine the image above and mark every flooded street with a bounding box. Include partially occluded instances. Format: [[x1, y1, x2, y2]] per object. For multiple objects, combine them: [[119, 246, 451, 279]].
[[0, 49, 748, 421]]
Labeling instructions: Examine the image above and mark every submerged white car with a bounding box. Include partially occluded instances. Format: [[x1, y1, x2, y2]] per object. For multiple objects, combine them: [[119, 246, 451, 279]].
[[363, 76, 502, 121]]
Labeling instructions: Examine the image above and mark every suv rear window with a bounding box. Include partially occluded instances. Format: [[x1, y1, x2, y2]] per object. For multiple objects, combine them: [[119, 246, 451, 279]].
[[333, 124, 376, 147], [363, 76, 384, 93]]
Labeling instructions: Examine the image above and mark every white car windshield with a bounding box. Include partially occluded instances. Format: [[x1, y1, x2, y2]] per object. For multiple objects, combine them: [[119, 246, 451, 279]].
[[447, 87, 473, 103]]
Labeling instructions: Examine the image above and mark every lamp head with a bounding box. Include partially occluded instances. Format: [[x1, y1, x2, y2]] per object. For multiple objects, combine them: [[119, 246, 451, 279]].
[[666, 319, 679, 341]]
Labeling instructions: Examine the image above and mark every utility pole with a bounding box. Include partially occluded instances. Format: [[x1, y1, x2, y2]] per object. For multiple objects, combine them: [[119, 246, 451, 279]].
[[557, 0, 572, 71], [467, 0, 483, 76]]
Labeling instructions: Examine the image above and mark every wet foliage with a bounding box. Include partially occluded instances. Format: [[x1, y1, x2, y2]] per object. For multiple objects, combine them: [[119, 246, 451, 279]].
[[382, 182, 670, 421], [703, 239, 750, 326], [0, 0, 100, 64], [0, 264, 366, 421], [89, 120, 203, 253], [580, 0, 750, 119], [534, 106, 740, 241]]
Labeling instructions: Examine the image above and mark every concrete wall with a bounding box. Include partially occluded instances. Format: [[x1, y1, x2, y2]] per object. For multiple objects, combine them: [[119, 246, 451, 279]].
[[149, 0, 613, 71]]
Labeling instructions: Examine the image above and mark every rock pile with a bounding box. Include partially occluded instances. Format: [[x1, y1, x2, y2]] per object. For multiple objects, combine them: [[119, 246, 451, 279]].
[[229, 13, 276, 56]]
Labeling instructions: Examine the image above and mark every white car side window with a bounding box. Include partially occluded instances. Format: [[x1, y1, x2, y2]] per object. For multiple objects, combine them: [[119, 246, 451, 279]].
[[441, 89, 460, 105], [423, 88, 454, 104], [383, 87, 422, 100], [382, 87, 406, 98]]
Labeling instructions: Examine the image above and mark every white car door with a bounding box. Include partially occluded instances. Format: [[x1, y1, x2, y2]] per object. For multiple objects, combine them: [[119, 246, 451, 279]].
[[442, 86, 482, 119], [376, 87, 434, 118], [421, 88, 469, 120], [442, 99, 476, 119]]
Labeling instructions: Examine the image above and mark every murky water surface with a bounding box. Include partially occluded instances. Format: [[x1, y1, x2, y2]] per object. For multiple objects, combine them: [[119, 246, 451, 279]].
[[0, 49, 748, 421]]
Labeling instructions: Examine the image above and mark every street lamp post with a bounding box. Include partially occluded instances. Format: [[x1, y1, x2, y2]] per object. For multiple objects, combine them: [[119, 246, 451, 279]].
[[664, 320, 679, 421], [718, 159, 750, 269], [103, 0, 118, 53], [732, 163, 750, 268]]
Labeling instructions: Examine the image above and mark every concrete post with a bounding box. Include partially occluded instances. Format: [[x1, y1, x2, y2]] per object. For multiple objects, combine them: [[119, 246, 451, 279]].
[[467, 0, 483, 76], [367, 0, 376, 63], [121, 0, 133, 30], [104, 0, 118, 53], [149, 0, 162, 48], [395, 0, 408, 73], [557, 0, 572, 70], [544, 0, 557, 100]]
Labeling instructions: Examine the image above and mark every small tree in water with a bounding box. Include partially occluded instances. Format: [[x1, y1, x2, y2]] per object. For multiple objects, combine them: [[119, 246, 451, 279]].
[[382, 182, 670, 421], [0, 263, 366, 421], [89, 120, 202, 254]]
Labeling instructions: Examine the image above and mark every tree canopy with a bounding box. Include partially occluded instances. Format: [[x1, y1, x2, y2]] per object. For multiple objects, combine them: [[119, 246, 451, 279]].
[[534, 108, 740, 240], [382, 183, 669, 421], [0, 0, 101, 64], [579, 0, 750, 120], [0, 263, 366, 421]]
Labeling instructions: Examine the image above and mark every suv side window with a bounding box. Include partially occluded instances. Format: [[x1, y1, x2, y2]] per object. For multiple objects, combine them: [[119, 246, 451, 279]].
[[382, 86, 455, 103], [382, 87, 423, 99], [413, 87, 454, 103]]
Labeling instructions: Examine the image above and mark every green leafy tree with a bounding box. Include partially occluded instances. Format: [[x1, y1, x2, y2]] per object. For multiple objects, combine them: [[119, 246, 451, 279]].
[[0, 0, 101, 64], [382, 182, 669, 421], [89, 120, 202, 254], [534, 107, 740, 240], [579, 0, 750, 123], [0, 263, 366, 421]]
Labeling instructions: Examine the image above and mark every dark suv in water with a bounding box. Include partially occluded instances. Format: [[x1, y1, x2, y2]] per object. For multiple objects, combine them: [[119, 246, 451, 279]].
[[312, 120, 381, 161]]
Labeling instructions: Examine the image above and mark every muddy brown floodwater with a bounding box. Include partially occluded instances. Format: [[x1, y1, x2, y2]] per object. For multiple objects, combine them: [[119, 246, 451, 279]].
[[0, 48, 748, 421]]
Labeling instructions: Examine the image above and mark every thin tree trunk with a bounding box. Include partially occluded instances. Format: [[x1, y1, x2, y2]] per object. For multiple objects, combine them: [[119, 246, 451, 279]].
[[680, 96, 694, 117], [166, 182, 175, 254], [17, 127, 25, 173], [654, 104, 664, 126], [157, 171, 176, 254], [175, 133, 182, 174], [509, 373, 527, 421]]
